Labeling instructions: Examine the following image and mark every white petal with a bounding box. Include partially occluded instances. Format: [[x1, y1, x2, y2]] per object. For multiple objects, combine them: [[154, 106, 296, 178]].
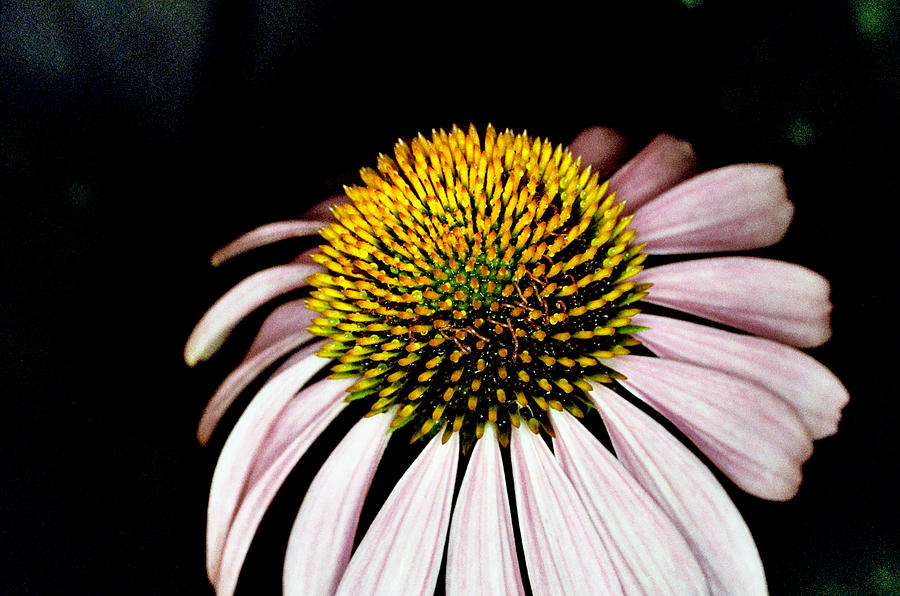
[[447, 424, 525, 596], [609, 133, 698, 215], [590, 383, 767, 595], [211, 220, 328, 266], [215, 377, 351, 596], [205, 341, 329, 584], [607, 354, 813, 500], [631, 165, 793, 254], [635, 256, 832, 347], [509, 424, 623, 596], [185, 264, 319, 366], [283, 412, 392, 596], [632, 313, 848, 439], [550, 410, 708, 595], [335, 432, 459, 596]]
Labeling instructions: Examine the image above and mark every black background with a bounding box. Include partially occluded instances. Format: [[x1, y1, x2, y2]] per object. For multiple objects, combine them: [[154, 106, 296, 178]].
[[1, 0, 898, 594]]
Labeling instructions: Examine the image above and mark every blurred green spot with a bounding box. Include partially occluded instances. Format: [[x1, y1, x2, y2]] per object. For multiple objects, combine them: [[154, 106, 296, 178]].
[[681, 0, 703, 7], [66, 182, 93, 209], [872, 561, 900, 595], [788, 117, 815, 148], [855, 0, 893, 41], [810, 580, 850, 596]]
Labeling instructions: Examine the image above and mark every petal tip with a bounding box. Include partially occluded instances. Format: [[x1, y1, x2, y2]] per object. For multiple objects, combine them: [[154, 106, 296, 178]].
[[184, 346, 202, 367]]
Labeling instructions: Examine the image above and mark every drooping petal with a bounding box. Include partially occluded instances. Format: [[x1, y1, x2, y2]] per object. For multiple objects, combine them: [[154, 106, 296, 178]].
[[447, 424, 525, 596], [197, 330, 312, 445], [335, 432, 459, 596], [184, 264, 319, 366], [215, 377, 352, 596], [631, 165, 793, 254], [635, 256, 832, 347], [292, 246, 322, 266], [632, 313, 848, 439], [608, 133, 698, 215], [605, 354, 813, 500], [196, 299, 318, 444], [301, 194, 350, 221], [211, 220, 329, 266], [590, 383, 767, 595], [568, 126, 628, 176], [509, 423, 623, 596], [550, 410, 708, 595], [205, 341, 329, 583], [245, 298, 316, 359], [283, 412, 392, 596]]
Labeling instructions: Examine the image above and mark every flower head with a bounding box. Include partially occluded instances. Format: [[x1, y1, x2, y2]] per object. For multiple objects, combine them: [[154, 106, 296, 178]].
[[186, 124, 848, 595], [307, 124, 646, 447]]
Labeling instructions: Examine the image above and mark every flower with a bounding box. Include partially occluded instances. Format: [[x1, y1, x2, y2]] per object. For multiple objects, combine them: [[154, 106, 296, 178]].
[[185, 124, 848, 595]]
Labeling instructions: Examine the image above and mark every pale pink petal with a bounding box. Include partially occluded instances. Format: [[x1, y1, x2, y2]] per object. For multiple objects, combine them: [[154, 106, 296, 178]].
[[246, 298, 317, 359], [184, 264, 319, 366], [606, 354, 813, 500], [302, 194, 350, 221], [590, 382, 767, 595], [608, 133, 698, 214], [196, 299, 319, 444], [568, 126, 628, 176], [211, 220, 329, 266], [550, 410, 709, 595], [205, 340, 329, 583], [269, 340, 322, 377], [633, 313, 848, 439], [635, 257, 832, 347], [509, 423, 623, 596], [335, 432, 459, 596], [197, 330, 312, 445], [292, 246, 322, 265], [283, 412, 393, 596], [215, 377, 352, 596], [447, 424, 525, 596], [632, 165, 793, 254]]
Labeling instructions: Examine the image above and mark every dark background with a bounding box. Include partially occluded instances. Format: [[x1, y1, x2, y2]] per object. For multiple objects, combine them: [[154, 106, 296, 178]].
[[1, 0, 898, 594]]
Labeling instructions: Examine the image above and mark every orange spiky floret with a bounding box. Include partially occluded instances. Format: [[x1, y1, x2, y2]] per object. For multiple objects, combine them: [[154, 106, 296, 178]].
[[307, 124, 646, 447]]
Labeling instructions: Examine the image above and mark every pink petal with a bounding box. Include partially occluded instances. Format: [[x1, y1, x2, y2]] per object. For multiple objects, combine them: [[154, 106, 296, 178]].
[[184, 264, 319, 366], [205, 340, 329, 584], [632, 164, 793, 254], [246, 298, 317, 359], [335, 432, 459, 596], [606, 354, 813, 500], [292, 246, 322, 266], [590, 382, 767, 595], [301, 194, 350, 221], [635, 257, 832, 348], [197, 330, 312, 445], [282, 411, 393, 596], [210, 220, 329, 266], [197, 298, 318, 444], [215, 377, 352, 596], [446, 424, 525, 596], [509, 423, 623, 595], [550, 410, 709, 595], [568, 126, 628, 176], [608, 133, 698, 215], [632, 313, 848, 439]]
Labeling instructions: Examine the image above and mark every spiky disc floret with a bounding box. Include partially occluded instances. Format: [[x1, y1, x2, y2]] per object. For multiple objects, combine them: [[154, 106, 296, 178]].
[[307, 124, 647, 448]]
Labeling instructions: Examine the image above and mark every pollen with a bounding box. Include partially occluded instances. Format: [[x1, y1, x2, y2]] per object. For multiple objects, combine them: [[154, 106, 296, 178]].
[[307, 124, 647, 448]]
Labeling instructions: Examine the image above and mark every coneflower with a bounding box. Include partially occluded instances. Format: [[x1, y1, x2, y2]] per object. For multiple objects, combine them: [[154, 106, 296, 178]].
[[186, 124, 847, 595]]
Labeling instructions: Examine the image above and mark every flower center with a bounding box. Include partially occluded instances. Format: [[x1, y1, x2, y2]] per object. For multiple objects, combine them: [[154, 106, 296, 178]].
[[307, 124, 647, 447]]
